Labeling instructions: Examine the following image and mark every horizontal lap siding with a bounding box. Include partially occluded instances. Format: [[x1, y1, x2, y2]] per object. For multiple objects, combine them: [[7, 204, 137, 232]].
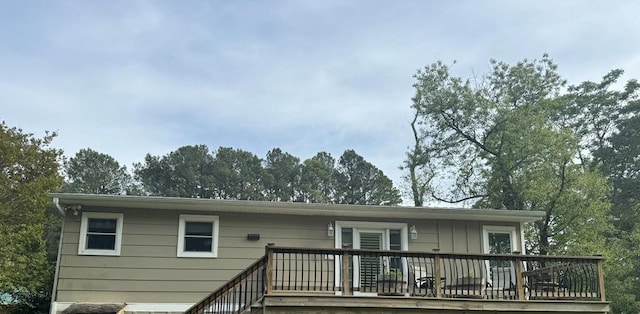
[[56, 205, 517, 305], [409, 221, 439, 251], [57, 207, 333, 304]]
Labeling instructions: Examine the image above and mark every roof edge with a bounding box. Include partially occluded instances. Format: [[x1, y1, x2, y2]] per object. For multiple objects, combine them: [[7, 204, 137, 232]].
[[50, 193, 545, 223]]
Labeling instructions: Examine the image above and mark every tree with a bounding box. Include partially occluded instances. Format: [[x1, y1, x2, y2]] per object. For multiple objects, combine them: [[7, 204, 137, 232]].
[[134, 145, 215, 198], [562, 70, 640, 170], [408, 55, 611, 256], [561, 70, 640, 313], [571, 73, 640, 313], [335, 150, 401, 205], [211, 147, 265, 200], [407, 56, 640, 312], [0, 121, 63, 313], [400, 107, 435, 207], [298, 152, 337, 203], [63, 148, 133, 195], [263, 148, 300, 202]]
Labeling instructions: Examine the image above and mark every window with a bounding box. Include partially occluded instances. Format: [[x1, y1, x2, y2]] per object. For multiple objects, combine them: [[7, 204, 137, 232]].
[[78, 212, 123, 256], [482, 226, 517, 254], [178, 215, 219, 258]]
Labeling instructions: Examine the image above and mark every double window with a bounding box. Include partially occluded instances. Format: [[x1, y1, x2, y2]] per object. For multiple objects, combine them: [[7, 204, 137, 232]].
[[177, 215, 219, 258], [78, 212, 123, 256]]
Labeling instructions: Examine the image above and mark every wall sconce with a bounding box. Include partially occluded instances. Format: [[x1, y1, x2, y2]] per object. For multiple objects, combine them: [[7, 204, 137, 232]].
[[327, 223, 334, 237], [410, 225, 418, 240]]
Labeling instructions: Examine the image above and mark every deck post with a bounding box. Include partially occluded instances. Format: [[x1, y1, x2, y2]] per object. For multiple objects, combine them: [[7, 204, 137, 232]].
[[342, 249, 351, 295], [265, 243, 274, 295], [433, 248, 442, 298], [513, 251, 525, 300], [596, 254, 606, 301]]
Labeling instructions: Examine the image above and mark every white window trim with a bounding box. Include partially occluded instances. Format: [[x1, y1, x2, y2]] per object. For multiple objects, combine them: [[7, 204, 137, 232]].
[[334, 221, 409, 251], [78, 212, 123, 256], [177, 214, 219, 258], [482, 225, 518, 254]]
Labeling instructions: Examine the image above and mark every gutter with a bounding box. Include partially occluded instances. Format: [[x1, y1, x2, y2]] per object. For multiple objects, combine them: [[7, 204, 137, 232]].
[[53, 197, 65, 216], [49, 198, 66, 314], [50, 193, 545, 223]]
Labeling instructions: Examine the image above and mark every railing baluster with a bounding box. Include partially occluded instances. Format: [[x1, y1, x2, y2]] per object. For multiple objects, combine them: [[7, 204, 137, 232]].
[[312, 252, 316, 291], [320, 252, 325, 291], [279, 252, 284, 290]]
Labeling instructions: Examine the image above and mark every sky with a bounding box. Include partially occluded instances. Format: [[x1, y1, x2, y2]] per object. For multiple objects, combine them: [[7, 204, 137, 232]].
[[2, 1, 639, 203]]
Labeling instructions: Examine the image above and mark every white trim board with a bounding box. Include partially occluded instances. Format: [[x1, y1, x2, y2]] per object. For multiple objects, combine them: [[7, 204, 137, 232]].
[[51, 302, 194, 314]]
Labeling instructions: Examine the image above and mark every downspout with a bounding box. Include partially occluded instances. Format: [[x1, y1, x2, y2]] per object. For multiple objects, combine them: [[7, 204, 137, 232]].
[[50, 197, 66, 314]]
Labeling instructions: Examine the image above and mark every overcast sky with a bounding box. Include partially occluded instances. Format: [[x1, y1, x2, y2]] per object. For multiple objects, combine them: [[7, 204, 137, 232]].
[[2, 1, 639, 203]]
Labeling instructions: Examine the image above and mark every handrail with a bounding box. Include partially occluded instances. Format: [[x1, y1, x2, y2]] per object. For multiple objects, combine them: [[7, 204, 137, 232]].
[[184, 246, 605, 313], [265, 246, 605, 301], [266, 246, 605, 261], [184, 255, 268, 314]]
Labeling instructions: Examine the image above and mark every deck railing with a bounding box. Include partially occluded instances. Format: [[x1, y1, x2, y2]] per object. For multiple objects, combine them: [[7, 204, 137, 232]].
[[186, 246, 605, 313], [184, 256, 267, 314], [267, 246, 604, 301]]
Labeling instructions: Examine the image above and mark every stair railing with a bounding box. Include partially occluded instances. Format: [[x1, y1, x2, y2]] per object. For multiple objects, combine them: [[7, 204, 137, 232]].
[[184, 255, 268, 314]]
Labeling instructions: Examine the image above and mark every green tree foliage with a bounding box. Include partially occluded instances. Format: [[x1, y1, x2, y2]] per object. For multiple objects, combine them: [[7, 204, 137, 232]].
[[406, 56, 639, 312], [299, 152, 337, 203], [134, 145, 215, 198], [335, 150, 402, 205], [133, 145, 400, 205], [263, 148, 301, 202], [210, 147, 264, 200], [408, 55, 611, 255], [565, 71, 640, 313], [0, 121, 63, 313], [562, 70, 639, 168], [64, 148, 133, 194]]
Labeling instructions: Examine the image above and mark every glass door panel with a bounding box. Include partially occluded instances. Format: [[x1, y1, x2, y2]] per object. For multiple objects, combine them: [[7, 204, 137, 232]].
[[485, 229, 516, 289]]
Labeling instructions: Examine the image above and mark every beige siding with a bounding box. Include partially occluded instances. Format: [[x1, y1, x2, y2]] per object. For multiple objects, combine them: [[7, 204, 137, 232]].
[[57, 207, 335, 304], [407, 220, 439, 252], [56, 206, 522, 304]]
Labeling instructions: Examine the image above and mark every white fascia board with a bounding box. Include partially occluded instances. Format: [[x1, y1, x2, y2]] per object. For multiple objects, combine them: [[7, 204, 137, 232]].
[[50, 193, 544, 223]]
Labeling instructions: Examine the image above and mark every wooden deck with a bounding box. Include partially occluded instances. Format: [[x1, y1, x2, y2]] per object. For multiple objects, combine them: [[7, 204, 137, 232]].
[[262, 294, 610, 313], [185, 246, 609, 314]]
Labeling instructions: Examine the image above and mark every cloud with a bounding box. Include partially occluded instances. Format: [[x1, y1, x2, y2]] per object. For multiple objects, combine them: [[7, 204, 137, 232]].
[[1, 0, 639, 204]]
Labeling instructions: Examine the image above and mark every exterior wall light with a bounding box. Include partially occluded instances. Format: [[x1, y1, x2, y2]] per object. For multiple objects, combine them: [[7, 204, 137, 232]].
[[328, 222, 334, 237], [410, 225, 418, 240]]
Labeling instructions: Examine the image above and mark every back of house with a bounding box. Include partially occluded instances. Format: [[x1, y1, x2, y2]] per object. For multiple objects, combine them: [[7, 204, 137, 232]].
[[50, 193, 548, 313]]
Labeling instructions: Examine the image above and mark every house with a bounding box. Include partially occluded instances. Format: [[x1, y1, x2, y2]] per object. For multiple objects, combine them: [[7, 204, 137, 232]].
[[50, 193, 609, 314]]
